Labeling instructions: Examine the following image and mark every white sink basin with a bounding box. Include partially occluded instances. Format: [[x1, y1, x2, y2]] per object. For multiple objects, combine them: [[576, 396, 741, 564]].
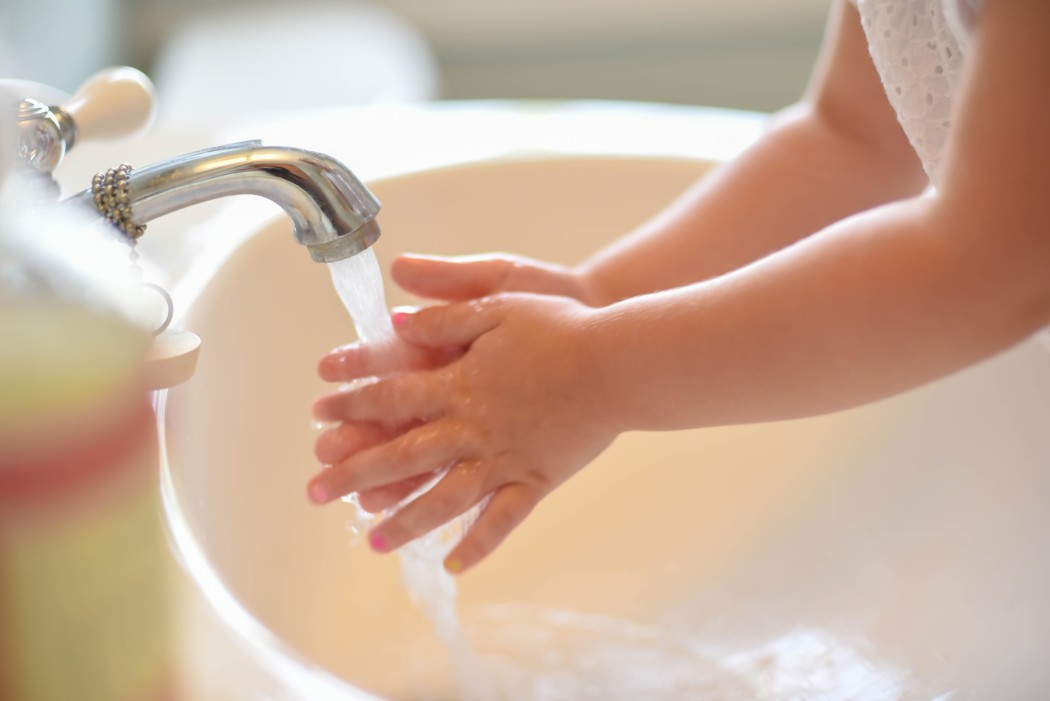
[[161, 154, 1050, 700]]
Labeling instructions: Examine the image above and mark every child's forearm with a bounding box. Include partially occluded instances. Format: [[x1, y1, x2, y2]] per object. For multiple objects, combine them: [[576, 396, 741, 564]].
[[586, 196, 1050, 432], [578, 105, 927, 306], [584, 0, 1050, 430]]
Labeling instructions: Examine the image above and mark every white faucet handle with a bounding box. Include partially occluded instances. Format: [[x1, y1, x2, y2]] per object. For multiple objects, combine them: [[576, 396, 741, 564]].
[[63, 67, 157, 143]]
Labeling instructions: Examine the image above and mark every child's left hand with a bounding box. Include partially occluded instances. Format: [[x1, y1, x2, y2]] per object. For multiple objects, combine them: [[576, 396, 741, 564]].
[[308, 292, 617, 574]]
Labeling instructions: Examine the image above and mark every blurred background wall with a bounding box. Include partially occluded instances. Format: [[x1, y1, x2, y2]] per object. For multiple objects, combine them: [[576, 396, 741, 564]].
[[1, 0, 830, 114]]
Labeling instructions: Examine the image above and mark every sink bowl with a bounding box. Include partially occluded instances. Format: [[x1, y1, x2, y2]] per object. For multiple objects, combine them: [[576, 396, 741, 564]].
[[161, 154, 1050, 700]]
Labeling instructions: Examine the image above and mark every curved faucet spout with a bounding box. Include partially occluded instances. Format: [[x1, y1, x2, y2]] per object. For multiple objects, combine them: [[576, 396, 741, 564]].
[[68, 141, 381, 262]]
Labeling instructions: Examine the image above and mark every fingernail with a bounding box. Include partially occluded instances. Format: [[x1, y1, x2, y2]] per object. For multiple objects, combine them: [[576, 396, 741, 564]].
[[312, 399, 332, 422], [332, 352, 353, 366], [391, 307, 419, 328], [326, 342, 356, 356], [308, 481, 329, 504], [317, 356, 340, 378], [444, 557, 463, 574], [369, 532, 388, 552]]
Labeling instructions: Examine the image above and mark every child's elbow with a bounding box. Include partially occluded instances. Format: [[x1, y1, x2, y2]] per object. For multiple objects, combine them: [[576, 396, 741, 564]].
[[933, 189, 1050, 332]]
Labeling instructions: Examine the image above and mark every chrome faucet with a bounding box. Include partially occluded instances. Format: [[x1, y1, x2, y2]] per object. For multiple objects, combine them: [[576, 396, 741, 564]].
[[7, 67, 380, 263], [66, 140, 382, 262]]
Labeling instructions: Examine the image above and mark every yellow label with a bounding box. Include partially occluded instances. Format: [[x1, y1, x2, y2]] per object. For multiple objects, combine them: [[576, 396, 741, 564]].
[[2, 477, 170, 701]]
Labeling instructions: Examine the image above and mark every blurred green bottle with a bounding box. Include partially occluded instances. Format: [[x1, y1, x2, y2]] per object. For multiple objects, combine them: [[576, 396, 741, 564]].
[[0, 203, 175, 701]]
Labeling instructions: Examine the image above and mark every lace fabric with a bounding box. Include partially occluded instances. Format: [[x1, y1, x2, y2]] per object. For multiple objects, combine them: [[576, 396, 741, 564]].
[[851, 0, 983, 183], [851, 1, 1050, 351]]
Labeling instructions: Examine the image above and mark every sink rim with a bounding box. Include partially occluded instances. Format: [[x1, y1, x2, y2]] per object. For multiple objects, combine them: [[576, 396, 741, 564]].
[[156, 142, 1050, 698]]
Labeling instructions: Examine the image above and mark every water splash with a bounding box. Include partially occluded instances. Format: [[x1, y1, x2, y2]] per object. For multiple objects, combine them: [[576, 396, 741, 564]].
[[399, 602, 946, 701], [327, 249, 394, 347], [326, 248, 490, 695], [321, 248, 953, 696], [324, 250, 950, 701]]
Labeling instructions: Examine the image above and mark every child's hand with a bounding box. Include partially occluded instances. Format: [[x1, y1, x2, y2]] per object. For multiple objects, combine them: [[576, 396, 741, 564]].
[[392, 253, 602, 305], [314, 419, 441, 513], [308, 293, 617, 574], [313, 252, 596, 520], [315, 337, 460, 513]]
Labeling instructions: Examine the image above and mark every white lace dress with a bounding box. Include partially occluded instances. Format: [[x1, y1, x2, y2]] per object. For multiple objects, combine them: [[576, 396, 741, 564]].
[[850, 0, 984, 184], [850, 0, 1050, 353]]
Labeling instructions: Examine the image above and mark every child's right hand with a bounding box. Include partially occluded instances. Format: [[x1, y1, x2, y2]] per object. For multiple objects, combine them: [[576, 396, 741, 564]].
[[310, 291, 618, 574], [315, 252, 598, 516], [391, 253, 602, 306]]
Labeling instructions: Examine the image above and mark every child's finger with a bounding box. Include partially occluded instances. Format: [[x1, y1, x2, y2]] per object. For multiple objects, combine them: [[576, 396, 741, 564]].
[[307, 419, 472, 503], [391, 253, 515, 302], [312, 373, 439, 424], [314, 421, 397, 465], [318, 340, 434, 382], [392, 298, 506, 349], [366, 460, 486, 553], [442, 483, 539, 574], [357, 471, 437, 513]]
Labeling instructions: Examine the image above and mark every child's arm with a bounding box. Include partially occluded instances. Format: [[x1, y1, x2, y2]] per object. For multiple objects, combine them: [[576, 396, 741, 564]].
[[390, 0, 928, 307], [579, 0, 1050, 430], [311, 0, 1050, 573], [312, 0, 924, 516]]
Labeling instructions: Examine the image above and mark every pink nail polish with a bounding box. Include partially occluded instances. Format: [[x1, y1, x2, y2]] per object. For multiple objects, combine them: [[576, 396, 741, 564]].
[[308, 481, 329, 504], [391, 311, 409, 328], [369, 532, 388, 552]]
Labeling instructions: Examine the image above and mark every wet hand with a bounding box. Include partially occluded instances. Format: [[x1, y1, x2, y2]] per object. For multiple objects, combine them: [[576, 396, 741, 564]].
[[315, 336, 460, 513], [309, 293, 616, 574]]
